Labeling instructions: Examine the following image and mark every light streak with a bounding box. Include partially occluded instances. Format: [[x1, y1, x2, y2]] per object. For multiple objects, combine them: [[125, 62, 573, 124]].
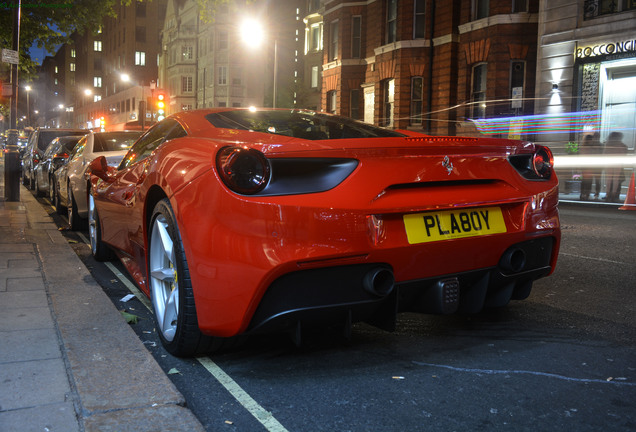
[[553, 155, 636, 168]]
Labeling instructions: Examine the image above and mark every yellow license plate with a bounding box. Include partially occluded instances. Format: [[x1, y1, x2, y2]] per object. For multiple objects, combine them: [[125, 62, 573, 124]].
[[403, 206, 507, 244]]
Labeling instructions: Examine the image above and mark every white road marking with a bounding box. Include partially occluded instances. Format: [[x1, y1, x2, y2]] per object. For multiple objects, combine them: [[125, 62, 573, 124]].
[[76, 231, 289, 431], [197, 356, 290, 432], [559, 252, 630, 266], [413, 361, 636, 386]]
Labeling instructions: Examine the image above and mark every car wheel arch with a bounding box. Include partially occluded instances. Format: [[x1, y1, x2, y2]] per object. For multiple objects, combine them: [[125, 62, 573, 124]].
[[145, 185, 169, 242]]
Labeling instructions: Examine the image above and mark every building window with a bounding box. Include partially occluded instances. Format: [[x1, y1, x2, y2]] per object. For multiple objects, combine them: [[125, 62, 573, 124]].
[[309, 0, 321, 13], [308, 23, 322, 52], [473, 0, 490, 20], [414, 0, 426, 39], [182, 104, 193, 111], [126, 99, 130, 112], [410, 76, 423, 125], [94, 76, 102, 88], [311, 66, 320, 88], [218, 101, 227, 107], [510, 60, 525, 111], [182, 76, 193, 92], [94, 40, 102, 51], [219, 31, 228, 49], [328, 21, 339, 62], [136, 26, 146, 43], [136, 2, 146, 17], [94, 95, 101, 102], [352, 16, 362, 58], [471, 63, 487, 118], [584, 0, 636, 19], [350, 89, 361, 119], [232, 70, 242, 85], [182, 46, 193, 60], [218, 67, 227, 85], [71, 48, 76, 58], [386, 0, 398, 44], [382, 79, 395, 127], [327, 90, 337, 114], [512, 0, 528, 13], [135, 51, 146, 66]]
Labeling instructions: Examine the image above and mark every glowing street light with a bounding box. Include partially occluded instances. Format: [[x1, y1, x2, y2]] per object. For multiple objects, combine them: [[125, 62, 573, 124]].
[[240, 18, 278, 108], [25, 85, 32, 126]]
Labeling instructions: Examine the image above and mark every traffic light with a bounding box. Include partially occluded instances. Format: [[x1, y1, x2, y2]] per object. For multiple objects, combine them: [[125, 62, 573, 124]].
[[99, 116, 105, 131], [156, 92, 166, 121]]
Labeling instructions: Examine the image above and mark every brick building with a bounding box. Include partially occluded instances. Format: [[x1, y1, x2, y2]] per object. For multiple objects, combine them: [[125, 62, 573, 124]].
[[320, 0, 540, 136]]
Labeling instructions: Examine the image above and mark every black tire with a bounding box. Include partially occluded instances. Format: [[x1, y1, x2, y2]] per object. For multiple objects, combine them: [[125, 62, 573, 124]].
[[148, 199, 229, 357], [54, 181, 65, 215], [48, 178, 55, 204], [28, 171, 35, 190], [34, 174, 43, 197], [88, 194, 114, 261], [67, 189, 87, 231]]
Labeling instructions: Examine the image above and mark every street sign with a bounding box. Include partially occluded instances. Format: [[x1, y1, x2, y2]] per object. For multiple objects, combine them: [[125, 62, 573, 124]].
[[511, 86, 523, 108], [1, 49, 19, 65], [2, 84, 12, 97]]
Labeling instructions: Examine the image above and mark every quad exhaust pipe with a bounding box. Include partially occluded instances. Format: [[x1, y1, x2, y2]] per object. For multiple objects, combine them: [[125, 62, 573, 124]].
[[500, 247, 527, 273], [363, 267, 395, 297]]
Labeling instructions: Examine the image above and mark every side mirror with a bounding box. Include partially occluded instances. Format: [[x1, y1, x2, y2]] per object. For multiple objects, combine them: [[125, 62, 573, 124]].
[[87, 156, 113, 182]]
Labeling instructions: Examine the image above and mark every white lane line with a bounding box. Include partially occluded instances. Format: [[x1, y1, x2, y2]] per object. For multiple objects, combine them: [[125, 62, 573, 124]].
[[197, 356, 290, 432], [77, 232, 290, 431], [413, 361, 636, 386], [559, 252, 631, 266]]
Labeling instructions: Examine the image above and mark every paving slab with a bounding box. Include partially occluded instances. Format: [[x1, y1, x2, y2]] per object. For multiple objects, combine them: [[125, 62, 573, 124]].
[[0, 358, 71, 411], [0, 402, 79, 432], [0, 327, 61, 362]]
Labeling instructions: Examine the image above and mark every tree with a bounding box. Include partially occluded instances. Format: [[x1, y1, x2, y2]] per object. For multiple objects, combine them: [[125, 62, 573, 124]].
[[0, 0, 122, 80]]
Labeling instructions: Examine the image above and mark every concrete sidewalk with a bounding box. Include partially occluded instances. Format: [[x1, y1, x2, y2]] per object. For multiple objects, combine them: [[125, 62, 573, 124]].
[[0, 155, 204, 431]]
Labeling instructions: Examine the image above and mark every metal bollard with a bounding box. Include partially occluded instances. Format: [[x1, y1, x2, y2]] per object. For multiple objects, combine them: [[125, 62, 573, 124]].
[[4, 129, 21, 202]]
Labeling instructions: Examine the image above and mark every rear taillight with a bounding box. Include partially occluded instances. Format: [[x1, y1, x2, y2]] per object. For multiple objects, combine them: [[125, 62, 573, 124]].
[[508, 145, 554, 181], [531, 146, 553, 179], [216, 146, 271, 195]]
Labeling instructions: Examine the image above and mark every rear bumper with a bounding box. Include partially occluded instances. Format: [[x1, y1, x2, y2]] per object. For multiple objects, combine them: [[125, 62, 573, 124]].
[[246, 236, 555, 335]]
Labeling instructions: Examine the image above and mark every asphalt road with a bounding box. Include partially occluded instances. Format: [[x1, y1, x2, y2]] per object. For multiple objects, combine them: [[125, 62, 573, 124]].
[[38, 195, 636, 432]]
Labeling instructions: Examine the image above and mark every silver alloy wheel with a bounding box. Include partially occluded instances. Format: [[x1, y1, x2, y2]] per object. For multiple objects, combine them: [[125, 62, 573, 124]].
[[149, 214, 178, 342], [88, 194, 97, 255]]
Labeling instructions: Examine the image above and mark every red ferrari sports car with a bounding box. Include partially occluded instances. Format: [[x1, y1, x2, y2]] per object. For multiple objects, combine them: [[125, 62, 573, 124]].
[[88, 108, 560, 357]]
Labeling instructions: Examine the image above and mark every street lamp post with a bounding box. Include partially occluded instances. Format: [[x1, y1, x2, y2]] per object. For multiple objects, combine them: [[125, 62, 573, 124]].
[[273, 39, 278, 109], [25, 85, 31, 126], [240, 18, 277, 108]]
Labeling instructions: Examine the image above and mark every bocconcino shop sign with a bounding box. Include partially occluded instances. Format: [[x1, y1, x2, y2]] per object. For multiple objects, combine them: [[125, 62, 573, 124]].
[[575, 39, 636, 58]]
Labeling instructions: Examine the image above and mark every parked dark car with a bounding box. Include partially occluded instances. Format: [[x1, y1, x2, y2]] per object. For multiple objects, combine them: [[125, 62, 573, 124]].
[[33, 136, 84, 203], [21, 128, 87, 190]]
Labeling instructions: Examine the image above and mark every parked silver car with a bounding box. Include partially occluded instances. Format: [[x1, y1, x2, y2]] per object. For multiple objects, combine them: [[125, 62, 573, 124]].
[[20, 128, 87, 190], [33, 136, 84, 200], [54, 130, 141, 229]]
